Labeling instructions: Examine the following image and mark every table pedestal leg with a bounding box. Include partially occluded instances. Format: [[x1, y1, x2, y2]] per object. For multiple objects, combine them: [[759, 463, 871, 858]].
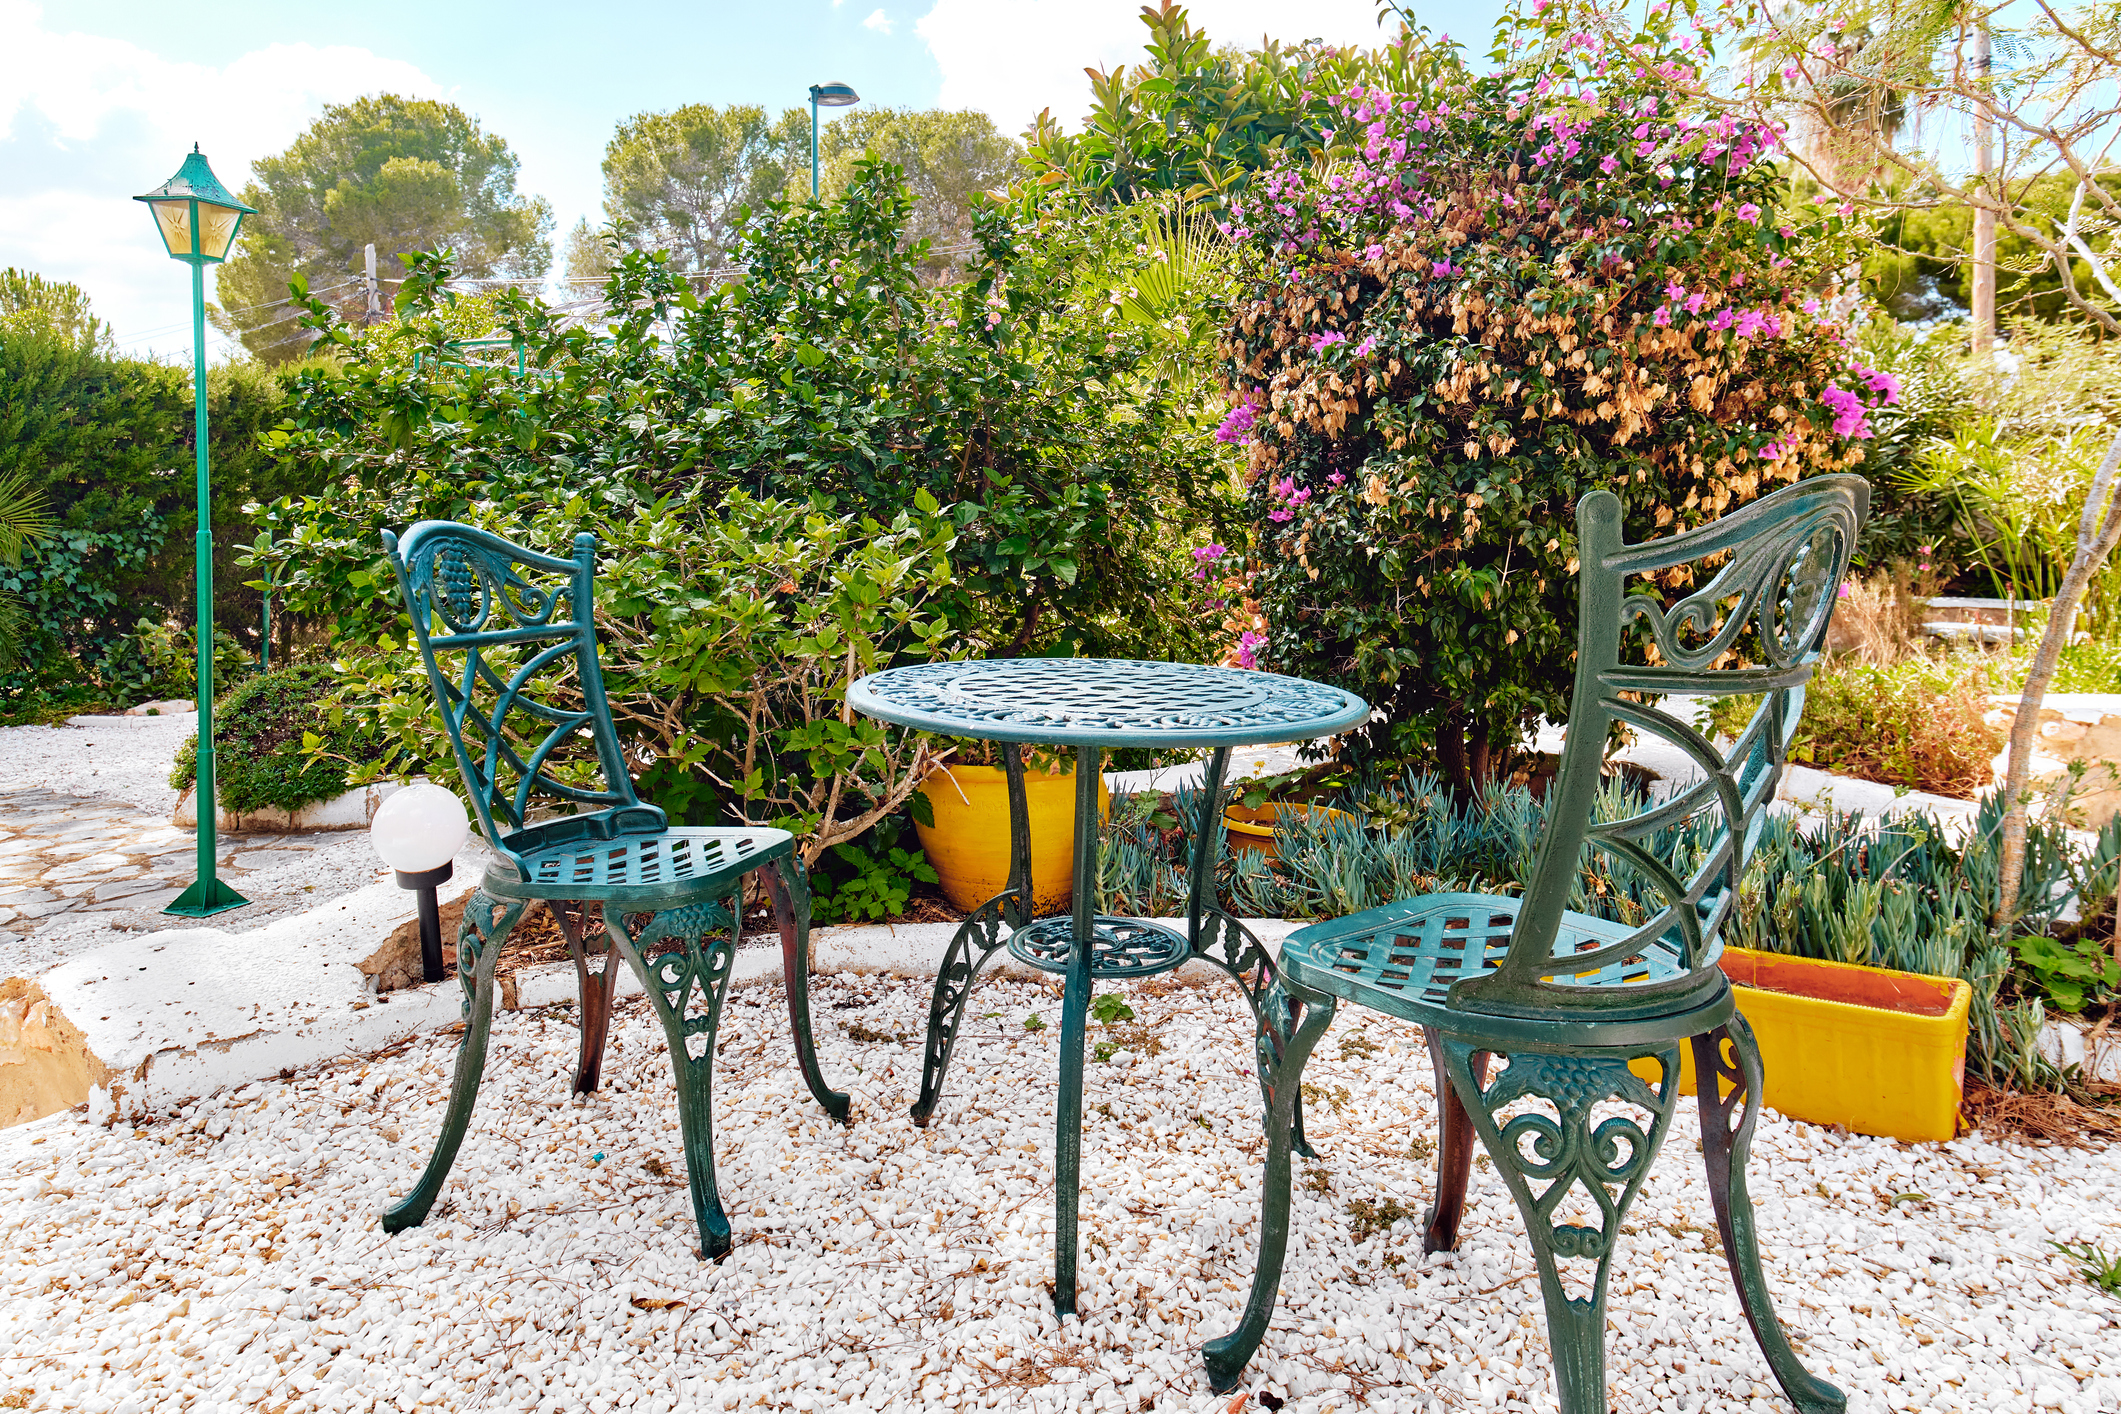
[[912, 746, 1033, 1127], [1185, 746, 1232, 943], [1052, 742, 1101, 1317]]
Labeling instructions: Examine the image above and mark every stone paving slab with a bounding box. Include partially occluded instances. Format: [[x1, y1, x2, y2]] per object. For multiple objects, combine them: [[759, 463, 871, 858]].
[[0, 783, 398, 981]]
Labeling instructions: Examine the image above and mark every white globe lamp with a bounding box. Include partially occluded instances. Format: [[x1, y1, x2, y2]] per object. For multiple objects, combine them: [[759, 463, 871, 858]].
[[371, 782, 469, 982]]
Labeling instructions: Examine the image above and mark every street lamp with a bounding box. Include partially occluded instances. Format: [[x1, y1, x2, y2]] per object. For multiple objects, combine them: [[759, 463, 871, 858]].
[[136, 145, 256, 919], [370, 783, 470, 984], [808, 81, 861, 200]]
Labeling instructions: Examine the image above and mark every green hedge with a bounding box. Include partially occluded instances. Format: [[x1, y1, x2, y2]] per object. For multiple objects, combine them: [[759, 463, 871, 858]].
[[171, 663, 372, 814], [0, 324, 327, 710]]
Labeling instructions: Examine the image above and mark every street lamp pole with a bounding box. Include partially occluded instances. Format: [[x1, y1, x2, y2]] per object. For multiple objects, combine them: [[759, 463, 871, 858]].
[[136, 146, 256, 919], [807, 81, 861, 199]]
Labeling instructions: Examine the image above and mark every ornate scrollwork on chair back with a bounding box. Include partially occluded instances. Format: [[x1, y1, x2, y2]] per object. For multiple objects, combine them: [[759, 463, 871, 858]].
[[383, 521, 655, 874], [1451, 475, 1869, 1023]]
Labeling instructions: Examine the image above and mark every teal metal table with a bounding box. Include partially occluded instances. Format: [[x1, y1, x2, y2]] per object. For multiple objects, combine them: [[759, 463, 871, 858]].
[[847, 658, 1369, 1315]]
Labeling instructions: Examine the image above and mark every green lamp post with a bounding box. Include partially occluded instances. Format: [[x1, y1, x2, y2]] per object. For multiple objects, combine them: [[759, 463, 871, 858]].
[[135, 145, 256, 918], [808, 81, 860, 199]]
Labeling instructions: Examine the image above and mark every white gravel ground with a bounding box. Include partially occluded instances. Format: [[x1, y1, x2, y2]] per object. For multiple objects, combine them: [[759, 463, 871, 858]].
[[0, 714, 197, 820], [0, 714, 401, 978], [1, 970, 2114, 1414]]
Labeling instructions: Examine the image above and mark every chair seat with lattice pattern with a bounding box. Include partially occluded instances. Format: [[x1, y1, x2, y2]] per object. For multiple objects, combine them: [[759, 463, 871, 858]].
[[1280, 892, 1696, 1042], [375, 519, 849, 1264], [1206, 477, 1869, 1414], [491, 826, 789, 907]]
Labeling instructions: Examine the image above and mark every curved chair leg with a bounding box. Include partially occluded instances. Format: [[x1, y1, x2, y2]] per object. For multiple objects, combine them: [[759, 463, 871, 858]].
[[552, 900, 619, 1095], [1202, 979, 1337, 1393], [1693, 1017, 1847, 1413], [1420, 1025, 1490, 1255], [382, 890, 524, 1233], [1440, 1043, 1682, 1414], [765, 856, 851, 1123], [1289, 1088, 1314, 1160], [606, 900, 744, 1260]]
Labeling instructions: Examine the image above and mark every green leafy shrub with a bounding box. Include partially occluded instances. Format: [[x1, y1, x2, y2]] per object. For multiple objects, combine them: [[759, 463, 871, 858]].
[[323, 490, 959, 868], [0, 317, 320, 706], [258, 162, 1228, 664], [1216, 9, 1882, 788], [1018, 3, 1430, 210], [1892, 321, 2121, 626], [2007, 934, 2121, 1014], [171, 663, 373, 814], [809, 817, 940, 924], [253, 161, 1236, 860]]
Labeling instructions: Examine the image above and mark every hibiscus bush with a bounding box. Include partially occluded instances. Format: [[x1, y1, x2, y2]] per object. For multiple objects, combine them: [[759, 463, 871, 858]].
[[1217, 3, 1893, 788]]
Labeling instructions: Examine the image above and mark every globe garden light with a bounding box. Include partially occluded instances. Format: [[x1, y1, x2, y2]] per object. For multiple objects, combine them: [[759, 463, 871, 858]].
[[371, 783, 471, 983], [808, 81, 861, 200], [135, 146, 258, 919]]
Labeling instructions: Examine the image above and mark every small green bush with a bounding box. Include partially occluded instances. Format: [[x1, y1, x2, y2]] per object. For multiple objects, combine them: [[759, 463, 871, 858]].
[[171, 663, 371, 814], [1700, 653, 2003, 798]]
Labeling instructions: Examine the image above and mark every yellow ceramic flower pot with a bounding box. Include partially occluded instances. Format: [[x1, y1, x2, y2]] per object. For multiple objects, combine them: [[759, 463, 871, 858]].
[[1629, 947, 1972, 1143], [1222, 802, 1361, 863], [913, 763, 1110, 916]]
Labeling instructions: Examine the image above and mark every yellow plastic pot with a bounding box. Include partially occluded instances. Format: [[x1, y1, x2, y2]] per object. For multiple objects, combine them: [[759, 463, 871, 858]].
[[913, 763, 1109, 916], [1629, 947, 1972, 1143], [1222, 802, 1361, 864]]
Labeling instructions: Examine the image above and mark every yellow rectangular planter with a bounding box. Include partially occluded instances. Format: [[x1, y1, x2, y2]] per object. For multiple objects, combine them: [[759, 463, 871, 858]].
[[1628, 947, 1972, 1144]]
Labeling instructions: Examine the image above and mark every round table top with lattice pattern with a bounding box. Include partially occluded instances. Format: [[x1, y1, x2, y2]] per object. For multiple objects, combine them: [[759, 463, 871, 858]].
[[847, 658, 1369, 748]]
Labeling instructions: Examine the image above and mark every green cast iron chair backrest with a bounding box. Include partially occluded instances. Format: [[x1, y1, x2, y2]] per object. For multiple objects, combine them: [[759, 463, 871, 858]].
[[1450, 474, 1869, 1023], [382, 521, 663, 877]]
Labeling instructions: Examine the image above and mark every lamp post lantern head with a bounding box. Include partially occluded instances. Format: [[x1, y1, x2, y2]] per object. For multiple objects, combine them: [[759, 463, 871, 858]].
[[809, 81, 861, 108], [134, 145, 256, 265]]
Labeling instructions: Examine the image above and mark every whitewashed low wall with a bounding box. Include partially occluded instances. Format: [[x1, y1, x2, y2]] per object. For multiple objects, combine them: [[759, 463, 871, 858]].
[[172, 780, 406, 834]]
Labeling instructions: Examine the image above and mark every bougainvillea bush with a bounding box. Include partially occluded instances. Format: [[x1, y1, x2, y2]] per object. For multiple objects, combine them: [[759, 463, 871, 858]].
[[1218, 4, 1894, 788]]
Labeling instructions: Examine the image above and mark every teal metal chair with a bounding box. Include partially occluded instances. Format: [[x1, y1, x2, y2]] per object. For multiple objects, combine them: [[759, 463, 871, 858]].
[[1205, 476, 1869, 1412], [379, 521, 849, 1259]]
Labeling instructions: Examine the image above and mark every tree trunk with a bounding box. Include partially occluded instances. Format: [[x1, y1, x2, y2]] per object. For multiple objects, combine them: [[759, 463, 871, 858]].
[[1996, 431, 2121, 924], [1971, 23, 1997, 355]]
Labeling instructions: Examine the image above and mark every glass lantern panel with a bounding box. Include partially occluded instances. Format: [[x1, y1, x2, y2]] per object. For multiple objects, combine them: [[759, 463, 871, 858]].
[[198, 204, 242, 262], [151, 199, 194, 258]]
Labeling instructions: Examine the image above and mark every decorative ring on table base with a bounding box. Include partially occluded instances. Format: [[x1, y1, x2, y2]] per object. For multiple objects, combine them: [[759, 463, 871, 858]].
[[1005, 915, 1192, 979]]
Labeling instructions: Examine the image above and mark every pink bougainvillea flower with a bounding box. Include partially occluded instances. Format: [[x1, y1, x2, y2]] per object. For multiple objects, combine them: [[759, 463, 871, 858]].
[[1861, 368, 1902, 405], [1236, 631, 1266, 670], [1600, 154, 1620, 174], [1214, 397, 1259, 445], [1736, 202, 1761, 222], [1310, 330, 1348, 352], [1821, 384, 1872, 439]]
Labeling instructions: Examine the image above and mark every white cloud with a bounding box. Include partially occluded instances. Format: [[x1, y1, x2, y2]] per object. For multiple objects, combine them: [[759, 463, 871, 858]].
[[915, 0, 1393, 135], [864, 8, 894, 34], [0, 0, 443, 360]]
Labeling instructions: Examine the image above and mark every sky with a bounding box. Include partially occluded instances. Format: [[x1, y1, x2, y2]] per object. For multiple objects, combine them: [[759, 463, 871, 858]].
[[0, 0, 1504, 364]]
